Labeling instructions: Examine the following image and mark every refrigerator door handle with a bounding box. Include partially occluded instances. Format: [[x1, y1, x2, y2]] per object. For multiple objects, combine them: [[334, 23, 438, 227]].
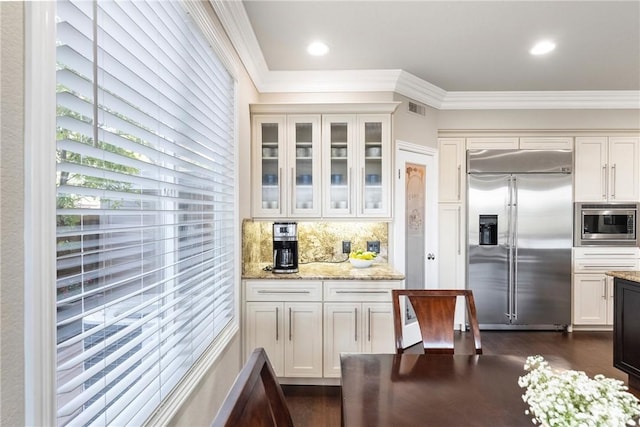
[[505, 176, 514, 321], [512, 176, 519, 321]]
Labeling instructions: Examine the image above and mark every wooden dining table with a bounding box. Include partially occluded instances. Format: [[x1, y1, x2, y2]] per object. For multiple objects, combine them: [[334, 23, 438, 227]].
[[340, 353, 536, 427]]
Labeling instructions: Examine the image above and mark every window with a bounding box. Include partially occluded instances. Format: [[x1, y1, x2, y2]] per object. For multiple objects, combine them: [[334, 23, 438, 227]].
[[54, 1, 235, 425]]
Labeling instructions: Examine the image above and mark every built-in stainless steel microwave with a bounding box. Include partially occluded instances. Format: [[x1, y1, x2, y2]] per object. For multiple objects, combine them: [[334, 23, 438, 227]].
[[575, 203, 638, 246]]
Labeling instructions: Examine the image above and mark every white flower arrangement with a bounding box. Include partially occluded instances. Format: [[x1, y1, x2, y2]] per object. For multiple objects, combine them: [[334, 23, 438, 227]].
[[518, 355, 640, 427]]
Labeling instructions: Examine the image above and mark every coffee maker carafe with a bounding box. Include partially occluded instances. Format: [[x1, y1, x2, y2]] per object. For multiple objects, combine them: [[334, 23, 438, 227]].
[[273, 222, 298, 273]]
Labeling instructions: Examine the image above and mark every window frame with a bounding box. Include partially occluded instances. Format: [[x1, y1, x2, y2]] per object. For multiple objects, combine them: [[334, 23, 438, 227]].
[[24, 1, 241, 425]]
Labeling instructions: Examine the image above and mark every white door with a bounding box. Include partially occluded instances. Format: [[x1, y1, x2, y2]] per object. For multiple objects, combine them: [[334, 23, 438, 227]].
[[323, 303, 360, 377], [393, 141, 438, 347], [245, 302, 284, 375], [608, 137, 639, 202], [284, 302, 323, 377], [362, 303, 395, 353]]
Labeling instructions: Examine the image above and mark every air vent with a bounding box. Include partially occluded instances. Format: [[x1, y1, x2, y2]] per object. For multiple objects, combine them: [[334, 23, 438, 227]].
[[408, 101, 426, 116]]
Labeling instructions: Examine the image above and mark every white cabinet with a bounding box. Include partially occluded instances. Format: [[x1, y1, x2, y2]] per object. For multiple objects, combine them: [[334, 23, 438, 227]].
[[323, 281, 396, 377], [437, 138, 467, 326], [573, 274, 612, 325], [251, 108, 394, 219], [466, 137, 519, 150], [244, 281, 323, 378], [252, 115, 322, 217], [519, 137, 573, 150], [437, 205, 466, 327], [322, 114, 391, 218], [243, 279, 399, 381], [466, 136, 573, 150], [438, 205, 465, 286], [572, 247, 639, 328], [438, 138, 465, 203], [574, 136, 639, 202]]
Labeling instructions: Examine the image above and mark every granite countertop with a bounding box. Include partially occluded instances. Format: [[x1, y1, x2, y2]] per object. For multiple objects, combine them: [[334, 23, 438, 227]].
[[606, 271, 640, 283], [242, 262, 405, 281]]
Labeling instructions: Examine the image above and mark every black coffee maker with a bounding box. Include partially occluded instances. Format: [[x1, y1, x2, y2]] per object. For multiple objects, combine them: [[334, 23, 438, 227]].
[[273, 222, 298, 273]]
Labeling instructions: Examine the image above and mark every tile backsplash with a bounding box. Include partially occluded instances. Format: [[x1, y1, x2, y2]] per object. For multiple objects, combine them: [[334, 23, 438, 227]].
[[242, 219, 388, 270]]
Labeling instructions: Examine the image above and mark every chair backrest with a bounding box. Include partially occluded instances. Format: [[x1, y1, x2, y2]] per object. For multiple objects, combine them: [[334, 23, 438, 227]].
[[211, 348, 294, 427], [392, 289, 482, 355]]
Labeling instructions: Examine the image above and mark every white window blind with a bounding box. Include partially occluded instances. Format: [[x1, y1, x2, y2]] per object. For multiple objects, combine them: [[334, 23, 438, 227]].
[[55, 1, 235, 425]]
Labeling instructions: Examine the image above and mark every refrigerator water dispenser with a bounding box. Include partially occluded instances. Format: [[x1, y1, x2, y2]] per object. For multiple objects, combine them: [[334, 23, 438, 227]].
[[479, 215, 498, 245]]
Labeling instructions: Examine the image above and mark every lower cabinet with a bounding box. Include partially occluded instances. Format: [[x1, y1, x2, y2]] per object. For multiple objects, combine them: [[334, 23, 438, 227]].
[[243, 279, 398, 380], [322, 281, 396, 377], [323, 302, 394, 377], [245, 301, 323, 377], [572, 247, 639, 329], [244, 281, 323, 378], [613, 277, 640, 389], [573, 274, 613, 326]]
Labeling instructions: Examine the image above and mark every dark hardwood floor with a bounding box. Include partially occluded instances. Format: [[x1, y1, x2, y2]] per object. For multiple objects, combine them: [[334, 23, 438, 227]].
[[282, 330, 630, 427]]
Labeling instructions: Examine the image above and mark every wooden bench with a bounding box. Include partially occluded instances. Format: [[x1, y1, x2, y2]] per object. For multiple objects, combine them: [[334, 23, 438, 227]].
[[211, 348, 294, 427]]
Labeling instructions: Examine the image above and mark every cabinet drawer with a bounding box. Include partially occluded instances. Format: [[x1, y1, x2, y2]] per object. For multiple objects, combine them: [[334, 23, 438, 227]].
[[573, 258, 640, 274], [574, 247, 639, 259], [245, 280, 323, 301], [324, 281, 398, 302]]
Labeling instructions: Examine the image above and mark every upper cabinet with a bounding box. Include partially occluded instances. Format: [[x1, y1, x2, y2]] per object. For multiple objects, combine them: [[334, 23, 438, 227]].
[[438, 138, 465, 203], [466, 136, 573, 150], [466, 137, 519, 150], [252, 115, 322, 217], [251, 104, 397, 219], [519, 137, 573, 150], [322, 114, 391, 218], [575, 137, 639, 202]]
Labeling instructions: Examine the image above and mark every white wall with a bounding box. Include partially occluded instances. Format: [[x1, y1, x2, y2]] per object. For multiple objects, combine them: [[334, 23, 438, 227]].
[[392, 93, 438, 148], [0, 3, 26, 426], [167, 335, 241, 427]]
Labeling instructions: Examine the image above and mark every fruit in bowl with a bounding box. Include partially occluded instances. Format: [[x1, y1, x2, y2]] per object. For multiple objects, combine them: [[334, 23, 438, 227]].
[[349, 249, 377, 268]]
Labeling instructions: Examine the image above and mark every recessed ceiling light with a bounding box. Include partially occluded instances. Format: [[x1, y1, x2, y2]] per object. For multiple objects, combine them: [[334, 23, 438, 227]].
[[307, 41, 329, 56], [530, 40, 556, 56]]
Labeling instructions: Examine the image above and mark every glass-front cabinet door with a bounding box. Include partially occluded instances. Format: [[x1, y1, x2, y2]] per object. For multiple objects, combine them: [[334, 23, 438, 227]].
[[253, 111, 391, 219], [288, 115, 321, 217], [323, 115, 356, 217], [253, 115, 321, 218], [322, 114, 391, 218], [253, 115, 285, 217], [358, 114, 390, 217]]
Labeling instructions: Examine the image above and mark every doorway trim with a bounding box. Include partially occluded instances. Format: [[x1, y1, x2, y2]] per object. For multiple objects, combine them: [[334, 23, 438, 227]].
[[392, 140, 438, 346], [392, 140, 438, 275]]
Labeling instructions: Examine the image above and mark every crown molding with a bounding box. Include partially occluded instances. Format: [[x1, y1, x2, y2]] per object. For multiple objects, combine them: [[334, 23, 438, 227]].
[[209, 0, 269, 88], [440, 91, 640, 110], [211, 0, 640, 110], [260, 69, 402, 93], [250, 101, 401, 114], [394, 70, 447, 109]]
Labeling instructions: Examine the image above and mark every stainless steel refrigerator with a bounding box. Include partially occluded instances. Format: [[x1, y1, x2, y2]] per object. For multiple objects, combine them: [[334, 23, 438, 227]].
[[467, 149, 572, 329]]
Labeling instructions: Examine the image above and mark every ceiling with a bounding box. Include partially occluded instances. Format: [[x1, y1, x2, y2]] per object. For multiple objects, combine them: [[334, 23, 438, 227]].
[[213, 1, 640, 109]]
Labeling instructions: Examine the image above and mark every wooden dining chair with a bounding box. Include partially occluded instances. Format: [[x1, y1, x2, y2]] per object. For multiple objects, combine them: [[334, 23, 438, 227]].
[[392, 289, 482, 355], [211, 348, 294, 427]]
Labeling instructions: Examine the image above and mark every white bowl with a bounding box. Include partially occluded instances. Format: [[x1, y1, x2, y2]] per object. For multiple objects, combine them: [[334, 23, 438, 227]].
[[349, 258, 374, 268]]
